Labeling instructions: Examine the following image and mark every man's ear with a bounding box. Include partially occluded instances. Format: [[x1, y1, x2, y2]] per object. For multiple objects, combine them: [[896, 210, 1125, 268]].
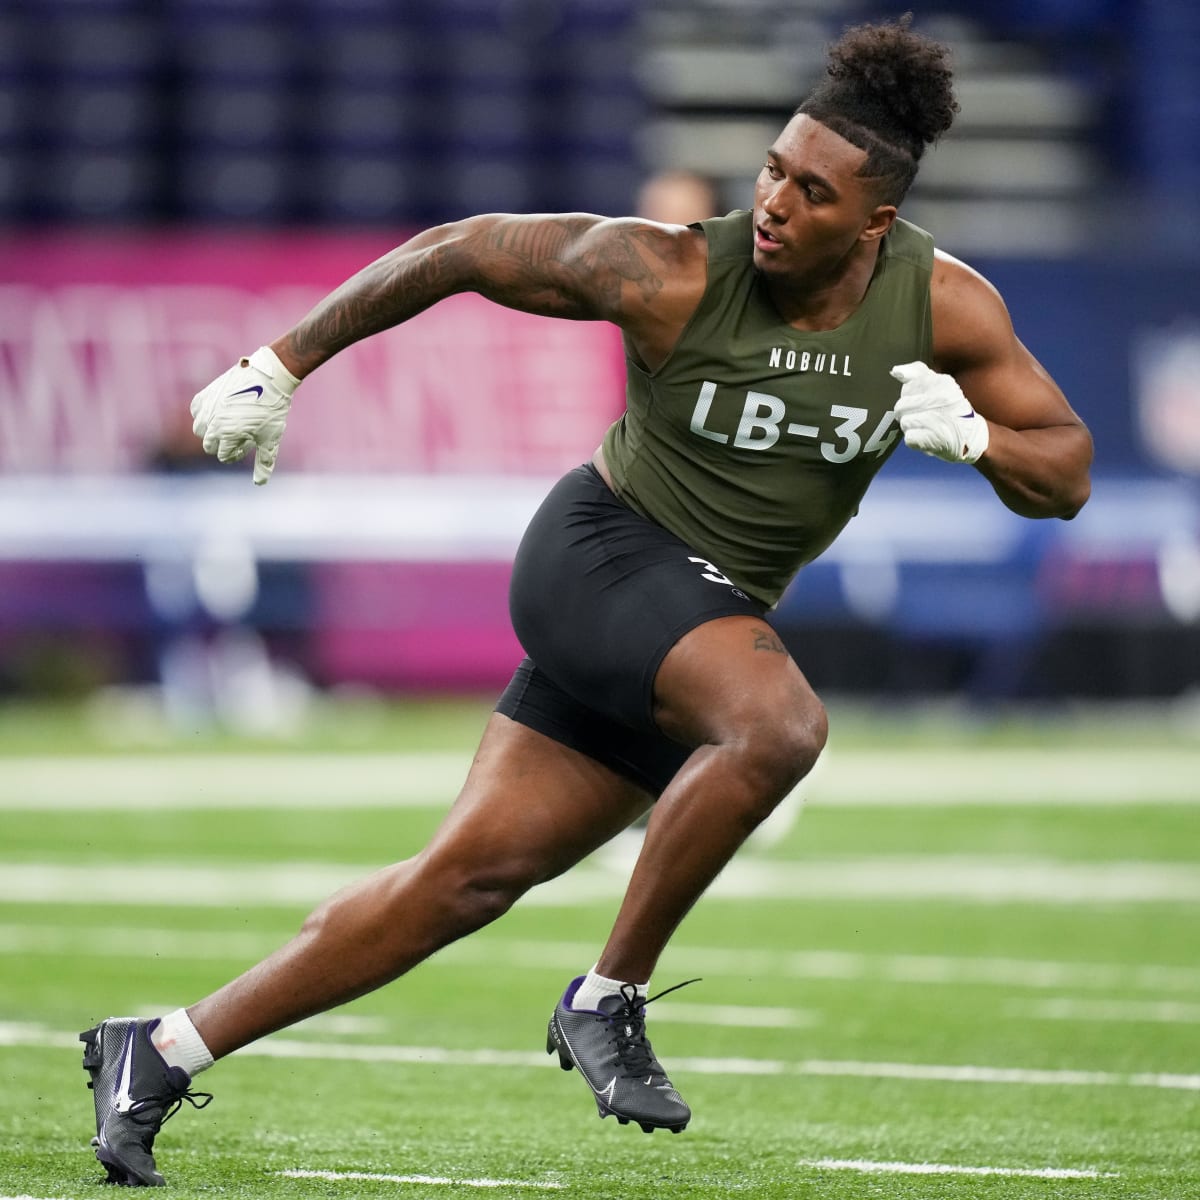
[[860, 205, 897, 244]]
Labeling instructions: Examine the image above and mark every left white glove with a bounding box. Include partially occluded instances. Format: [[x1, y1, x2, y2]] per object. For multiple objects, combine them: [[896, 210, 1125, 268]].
[[190, 346, 301, 485], [890, 360, 989, 464]]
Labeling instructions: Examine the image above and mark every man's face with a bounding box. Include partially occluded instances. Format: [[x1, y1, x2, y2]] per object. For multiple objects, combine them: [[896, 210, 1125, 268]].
[[752, 114, 890, 280]]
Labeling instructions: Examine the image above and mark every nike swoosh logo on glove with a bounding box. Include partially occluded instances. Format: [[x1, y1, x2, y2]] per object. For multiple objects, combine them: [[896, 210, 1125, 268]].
[[230, 385, 264, 399]]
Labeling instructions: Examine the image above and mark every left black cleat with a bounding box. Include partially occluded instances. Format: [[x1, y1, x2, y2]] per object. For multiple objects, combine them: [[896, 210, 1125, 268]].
[[80, 1017, 212, 1186]]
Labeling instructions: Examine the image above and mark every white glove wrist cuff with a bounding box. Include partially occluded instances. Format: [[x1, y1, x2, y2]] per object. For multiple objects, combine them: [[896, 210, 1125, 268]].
[[962, 415, 990, 464], [245, 346, 301, 396]]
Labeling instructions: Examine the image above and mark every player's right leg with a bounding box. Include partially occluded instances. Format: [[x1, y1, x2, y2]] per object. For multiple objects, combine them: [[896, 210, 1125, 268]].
[[80, 712, 652, 1185]]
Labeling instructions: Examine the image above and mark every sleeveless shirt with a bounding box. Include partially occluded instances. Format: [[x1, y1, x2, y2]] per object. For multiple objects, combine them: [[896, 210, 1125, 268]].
[[601, 209, 934, 606]]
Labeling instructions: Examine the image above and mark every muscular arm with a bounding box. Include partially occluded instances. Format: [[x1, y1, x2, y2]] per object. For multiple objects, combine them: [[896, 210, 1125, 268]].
[[931, 252, 1092, 519], [270, 213, 704, 379]]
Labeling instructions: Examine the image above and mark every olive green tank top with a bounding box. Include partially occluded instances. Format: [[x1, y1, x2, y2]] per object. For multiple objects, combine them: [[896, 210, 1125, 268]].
[[602, 209, 934, 606]]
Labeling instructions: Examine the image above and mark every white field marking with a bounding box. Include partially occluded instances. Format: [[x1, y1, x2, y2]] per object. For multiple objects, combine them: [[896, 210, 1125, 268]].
[[0, 922, 284, 959], [230, 1043, 1200, 1092], [0, 862, 363, 906], [3, 744, 1199, 809], [0, 753, 470, 809], [1013, 997, 1200, 1024], [0, 1022, 80, 1049], [650, 1001, 818, 1028], [290, 1014, 390, 1035], [279, 1169, 562, 1190], [5, 921, 1200, 998], [441, 938, 1200, 994], [673, 856, 1200, 905], [6, 856, 1200, 906], [4, 1021, 1199, 1090], [798, 1158, 1117, 1180]]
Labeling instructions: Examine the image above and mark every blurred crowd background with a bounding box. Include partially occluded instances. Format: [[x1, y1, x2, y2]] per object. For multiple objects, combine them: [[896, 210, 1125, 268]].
[[1, 0, 1198, 731]]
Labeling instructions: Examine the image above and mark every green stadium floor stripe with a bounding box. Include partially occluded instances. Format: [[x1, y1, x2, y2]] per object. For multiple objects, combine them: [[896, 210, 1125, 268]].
[[2, 745, 1198, 808], [4, 856, 1200, 905], [3, 1021, 1198, 1092], [798, 1158, 1117, 1179]]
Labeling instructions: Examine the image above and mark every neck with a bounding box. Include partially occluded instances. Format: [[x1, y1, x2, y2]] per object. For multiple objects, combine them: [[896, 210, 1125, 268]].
[[764, 238, 883, 331]]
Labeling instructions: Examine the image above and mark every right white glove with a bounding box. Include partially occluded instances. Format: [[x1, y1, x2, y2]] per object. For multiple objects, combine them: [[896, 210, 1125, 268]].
[[190, 346, 301, 485], [890, 360, 990, 465]]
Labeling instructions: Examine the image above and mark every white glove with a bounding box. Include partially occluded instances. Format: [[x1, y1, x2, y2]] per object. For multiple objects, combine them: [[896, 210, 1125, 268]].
[[890, 360, 990, 464], [190, 346, 301, 485]]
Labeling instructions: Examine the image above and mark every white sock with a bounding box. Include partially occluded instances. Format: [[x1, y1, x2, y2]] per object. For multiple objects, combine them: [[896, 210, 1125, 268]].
[[150, 1008, 215, 1077], [571, 965, 647, 1011]]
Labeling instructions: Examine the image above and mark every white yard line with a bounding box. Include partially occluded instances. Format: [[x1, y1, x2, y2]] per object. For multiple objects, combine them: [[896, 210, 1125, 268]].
[[5, 922, 1199, 995], [4, 1021, 1198, 1091], [278, 1169, 562, 1190], [798, 1158, 1116, 1179], [1013, 997, 1200, 1024], [4, 856, 1200, 906], [443, 938, 1200, 994], [650, 1001, 817, 1028], [0, 753, 469, 809], [0, 922, 283, 959], [2, 745, 1197, 808]]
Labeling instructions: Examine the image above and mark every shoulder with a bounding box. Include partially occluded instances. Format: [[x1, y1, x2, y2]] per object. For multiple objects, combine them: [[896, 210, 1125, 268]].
[[565, 215, 709, 313], [929, 248, 1018, 373], [931, 249, 1005, 312], [695, 210, 755, 262], [883, 217, 935, 271], [568, 217, 711, 362], [570, 214, 708, 273]]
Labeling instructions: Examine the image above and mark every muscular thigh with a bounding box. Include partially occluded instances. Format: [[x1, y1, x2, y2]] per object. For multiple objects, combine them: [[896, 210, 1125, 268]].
[[420, 712, 653, 886], [653, 615, 823, 748]]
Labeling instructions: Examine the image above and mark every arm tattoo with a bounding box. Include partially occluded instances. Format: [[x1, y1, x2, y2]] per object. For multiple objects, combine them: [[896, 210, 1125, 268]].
[[287, 242, 460, 371], [285, 215, 667, 375], [751, 627, 789, 655], [478, 217, 666, 316]]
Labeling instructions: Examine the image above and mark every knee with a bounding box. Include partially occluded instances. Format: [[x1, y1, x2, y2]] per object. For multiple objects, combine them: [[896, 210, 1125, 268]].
[[789, 698, 829, 778], [295, 849, 541, 951], [732, 695, 828, 799], [421, 850, 544, 933], [453, 865, 534, 929]]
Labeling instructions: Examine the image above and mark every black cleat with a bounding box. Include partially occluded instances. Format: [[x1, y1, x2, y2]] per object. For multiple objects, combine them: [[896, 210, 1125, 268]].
[[80, 1017, 211, 1186], [546, 977, 697, 1133]]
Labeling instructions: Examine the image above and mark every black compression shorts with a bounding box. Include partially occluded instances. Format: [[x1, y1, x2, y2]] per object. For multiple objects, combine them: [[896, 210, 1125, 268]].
[[496, 462, 767, 796]]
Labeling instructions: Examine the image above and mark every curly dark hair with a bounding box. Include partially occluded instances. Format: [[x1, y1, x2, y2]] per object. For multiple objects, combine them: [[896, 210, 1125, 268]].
[[797, 14, 958, 205]]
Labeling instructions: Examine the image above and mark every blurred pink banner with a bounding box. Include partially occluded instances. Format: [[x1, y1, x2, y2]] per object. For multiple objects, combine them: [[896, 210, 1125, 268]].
[[0, 230, 625, 474]]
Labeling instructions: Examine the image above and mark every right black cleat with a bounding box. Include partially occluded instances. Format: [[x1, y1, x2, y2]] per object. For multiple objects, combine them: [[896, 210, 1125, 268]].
[[546, 977, 697, 1133], [80, 1017, 212, 1186]]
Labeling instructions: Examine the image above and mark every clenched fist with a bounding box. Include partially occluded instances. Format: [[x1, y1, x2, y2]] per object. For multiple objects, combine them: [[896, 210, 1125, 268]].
[[190, 346, 301, 485], [890, 360, 990, 465]]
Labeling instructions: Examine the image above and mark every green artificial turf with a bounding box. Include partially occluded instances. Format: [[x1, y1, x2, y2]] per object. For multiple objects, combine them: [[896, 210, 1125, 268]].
[[2, 696, 1197, 1198]]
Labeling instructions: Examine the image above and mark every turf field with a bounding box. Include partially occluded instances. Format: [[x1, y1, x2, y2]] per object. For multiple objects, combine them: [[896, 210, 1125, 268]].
[[2, 695, 1199, 1199]]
